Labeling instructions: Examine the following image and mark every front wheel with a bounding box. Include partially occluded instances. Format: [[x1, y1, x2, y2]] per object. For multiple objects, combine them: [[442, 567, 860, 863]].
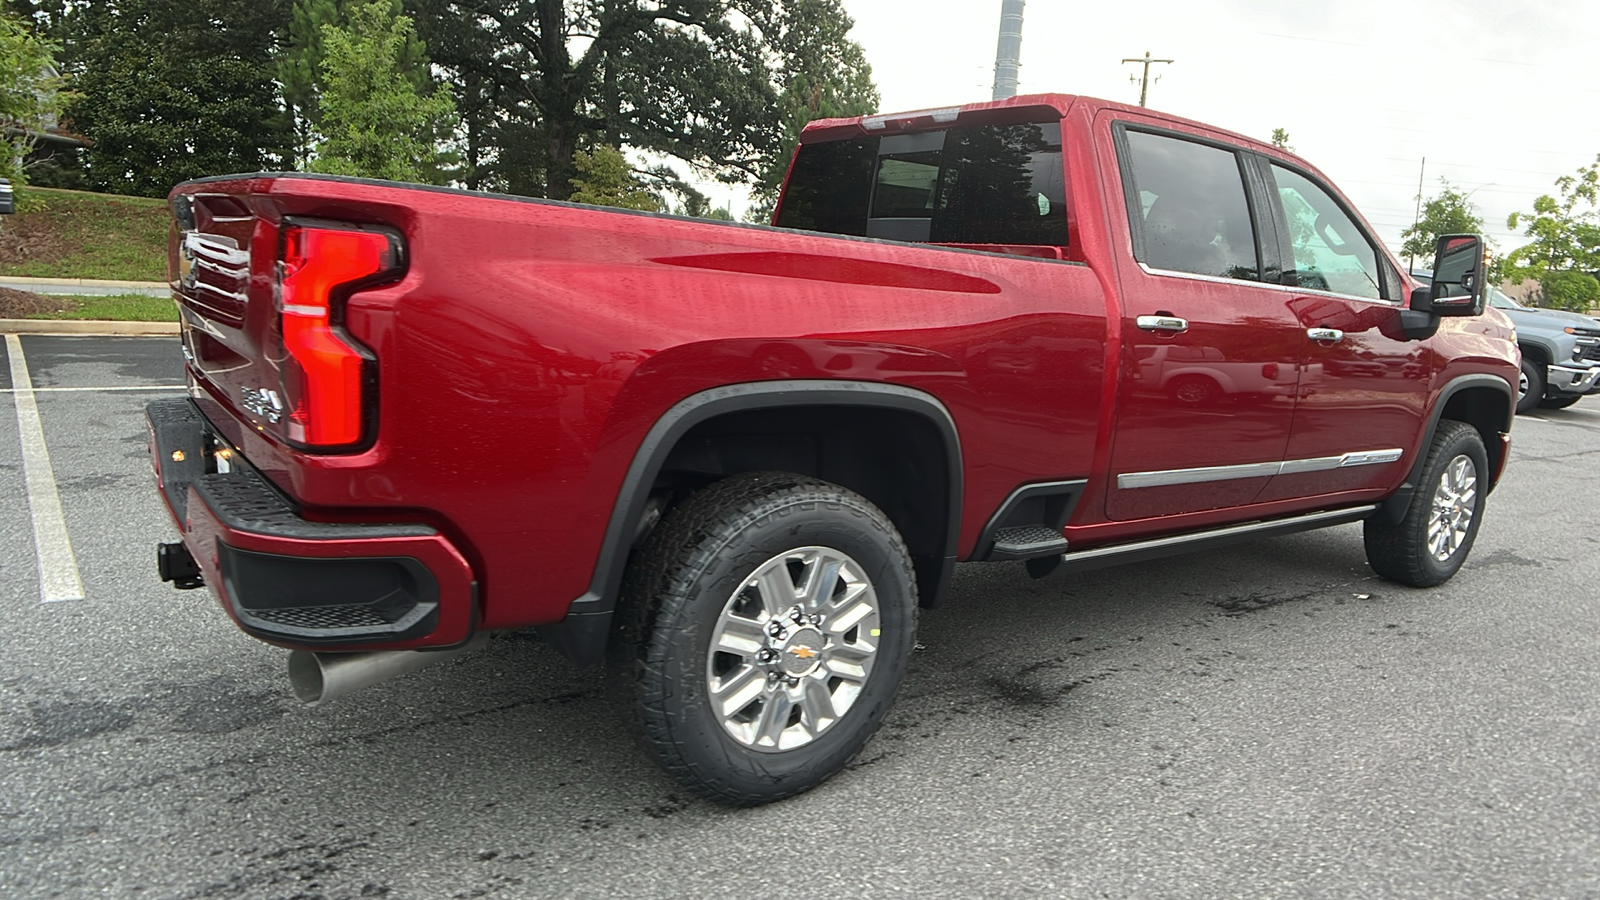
[[1516, 358, 1545, 414], [1364, 420, 1488, 587], [613, 472, 916, 806]]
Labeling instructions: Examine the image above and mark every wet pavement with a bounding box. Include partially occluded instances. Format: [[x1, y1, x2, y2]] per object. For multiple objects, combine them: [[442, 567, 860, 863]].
[[1, 334, 1597, 898]]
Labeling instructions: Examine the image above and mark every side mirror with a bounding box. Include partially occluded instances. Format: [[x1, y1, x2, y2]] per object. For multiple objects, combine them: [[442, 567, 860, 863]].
[[1410, 233, 1485, 317]]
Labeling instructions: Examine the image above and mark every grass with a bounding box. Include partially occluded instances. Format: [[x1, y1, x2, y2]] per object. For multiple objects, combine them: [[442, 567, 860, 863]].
[[22, 293, 179, 322], [1, 187, 169, 282]]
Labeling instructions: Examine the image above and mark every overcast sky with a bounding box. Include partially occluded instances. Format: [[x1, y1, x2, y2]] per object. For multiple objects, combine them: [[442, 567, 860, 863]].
[[818, 0, 1600, 258]]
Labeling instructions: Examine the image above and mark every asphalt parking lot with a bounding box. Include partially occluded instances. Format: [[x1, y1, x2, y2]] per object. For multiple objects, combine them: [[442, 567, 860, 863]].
[[1, 334, 1597, 899]]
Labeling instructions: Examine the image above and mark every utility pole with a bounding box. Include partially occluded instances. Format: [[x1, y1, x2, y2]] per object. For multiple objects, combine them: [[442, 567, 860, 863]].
[[1121, 52, 1173, 107], [992, 0, 1026, 101], [1407, 157, 1425, 273]]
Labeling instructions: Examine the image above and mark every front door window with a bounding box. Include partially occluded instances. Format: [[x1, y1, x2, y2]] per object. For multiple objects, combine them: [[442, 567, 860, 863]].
[[1272, 164, 1384, 300]]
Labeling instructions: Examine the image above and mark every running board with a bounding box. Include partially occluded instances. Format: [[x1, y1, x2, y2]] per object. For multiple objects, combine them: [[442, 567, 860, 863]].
[[1057, 505, 1379, 575]]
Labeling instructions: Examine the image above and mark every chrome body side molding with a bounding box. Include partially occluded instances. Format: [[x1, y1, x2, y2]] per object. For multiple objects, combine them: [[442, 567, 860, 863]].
[[1119, 449, 1404, 489]]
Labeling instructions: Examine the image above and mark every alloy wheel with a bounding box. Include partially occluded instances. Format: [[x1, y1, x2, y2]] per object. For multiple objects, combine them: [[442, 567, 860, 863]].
[[705, 546, 880, 752], [1426, 453, 1478, 562]]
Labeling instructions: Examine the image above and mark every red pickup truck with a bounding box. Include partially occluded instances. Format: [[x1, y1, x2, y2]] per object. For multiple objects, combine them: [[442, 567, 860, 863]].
[[149, 93, 1516, 805]]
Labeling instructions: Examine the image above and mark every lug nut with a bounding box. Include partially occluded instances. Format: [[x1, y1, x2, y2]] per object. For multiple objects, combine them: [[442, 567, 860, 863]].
[[767, 621, 787, 639], [757, 649, 778, 664]]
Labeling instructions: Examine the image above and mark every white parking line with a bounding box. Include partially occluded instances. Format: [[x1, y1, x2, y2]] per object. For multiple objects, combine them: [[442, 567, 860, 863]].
[[0, 385, 184, 394], [5, 334, 86, 603]]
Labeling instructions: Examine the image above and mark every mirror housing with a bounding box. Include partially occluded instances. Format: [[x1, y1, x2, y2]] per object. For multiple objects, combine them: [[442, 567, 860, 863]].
[[1410, 233, 1486, 316]]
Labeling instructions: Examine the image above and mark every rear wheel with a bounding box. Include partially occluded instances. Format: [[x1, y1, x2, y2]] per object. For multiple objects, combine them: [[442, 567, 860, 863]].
[[613, 472, 916, 806], [1516, 357, 1545, 414], [1364, 420, 1487, 587]]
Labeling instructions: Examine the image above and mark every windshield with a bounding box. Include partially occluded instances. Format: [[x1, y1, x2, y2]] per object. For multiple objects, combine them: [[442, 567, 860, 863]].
[[1487, 287, 1527, 310]]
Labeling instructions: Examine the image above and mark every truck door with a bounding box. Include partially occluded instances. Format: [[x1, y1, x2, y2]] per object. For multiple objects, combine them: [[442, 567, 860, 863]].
[[1100, 118, 1304, 521], [1252, 161, 1430, 502]]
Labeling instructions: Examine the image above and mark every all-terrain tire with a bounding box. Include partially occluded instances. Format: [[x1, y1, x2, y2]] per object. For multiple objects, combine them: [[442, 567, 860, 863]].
[[1516, 357, 1545, 414], [612, 471, 917, 806], [1363, 420, 1488, 587]]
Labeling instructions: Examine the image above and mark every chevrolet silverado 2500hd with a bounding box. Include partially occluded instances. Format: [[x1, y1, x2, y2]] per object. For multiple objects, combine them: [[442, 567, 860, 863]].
[[149, 94, 1517, 805], [1487, 286, 1600, 412]]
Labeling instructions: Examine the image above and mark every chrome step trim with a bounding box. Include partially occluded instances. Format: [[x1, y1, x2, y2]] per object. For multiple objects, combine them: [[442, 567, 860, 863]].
[[1058, 505, 1379, 574]]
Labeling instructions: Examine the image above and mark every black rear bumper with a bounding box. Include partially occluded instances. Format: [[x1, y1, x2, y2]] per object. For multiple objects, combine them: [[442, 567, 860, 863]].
[[147, 397, 477, 650]]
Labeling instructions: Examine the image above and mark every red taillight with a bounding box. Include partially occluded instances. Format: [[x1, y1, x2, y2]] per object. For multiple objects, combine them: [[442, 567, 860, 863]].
[[278, 225, 399, 448]]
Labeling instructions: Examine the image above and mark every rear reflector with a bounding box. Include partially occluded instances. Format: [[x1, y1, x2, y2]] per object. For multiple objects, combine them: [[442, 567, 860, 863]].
[[278, 226, 399, 448]]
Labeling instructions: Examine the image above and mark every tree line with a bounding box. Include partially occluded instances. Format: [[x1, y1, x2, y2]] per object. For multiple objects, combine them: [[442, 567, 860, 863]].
[[6, 5, 1596, 302], [1401, 163, 1600, 311], [0, 0, 878, 216]]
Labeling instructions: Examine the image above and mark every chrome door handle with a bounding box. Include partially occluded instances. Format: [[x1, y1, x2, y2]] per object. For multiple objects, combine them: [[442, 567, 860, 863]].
[[1136, 315, 1189, 334], [1307, 328, 1344, 342]]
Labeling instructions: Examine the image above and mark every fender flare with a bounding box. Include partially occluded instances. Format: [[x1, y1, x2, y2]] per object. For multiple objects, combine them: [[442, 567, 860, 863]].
[[1516, 334, 1562, 366], [541, 380, 963, 666], [1376, 373, 1513, 525]]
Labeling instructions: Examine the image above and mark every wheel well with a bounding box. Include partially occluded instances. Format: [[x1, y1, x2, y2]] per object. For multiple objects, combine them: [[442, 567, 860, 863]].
[[652, 405, 955, 608], [1519, 343, 1549, 367], [1439, 387, 1511, 489]]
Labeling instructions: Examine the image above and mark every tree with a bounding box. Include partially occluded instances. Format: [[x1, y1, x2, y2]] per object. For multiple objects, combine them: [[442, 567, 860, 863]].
[[57, 0, 294, 197], [307, 0, 456, 183], [567, 144, 661, 211], [743, 0, 878, 221], [1505, 156, 1600, 311], [278, 0, 433, 167], [1269, 127, 1292, 152], [675, 191, 733, 220], [403, 2, 507, 191], [278, 0, 339, 167], [0, 11, 62, 186], [410, 0, 876, 202], [1400, 179, 1485, 268], [752, 0, 877, 201]]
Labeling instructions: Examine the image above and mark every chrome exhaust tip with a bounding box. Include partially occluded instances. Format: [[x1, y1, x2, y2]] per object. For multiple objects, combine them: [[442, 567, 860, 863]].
[[287, 634, 488, 707]]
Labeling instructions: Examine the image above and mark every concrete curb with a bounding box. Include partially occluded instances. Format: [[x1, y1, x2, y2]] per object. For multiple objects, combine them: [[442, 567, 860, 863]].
[[0, 319, 178, 336], [0, 275, 167, 290]]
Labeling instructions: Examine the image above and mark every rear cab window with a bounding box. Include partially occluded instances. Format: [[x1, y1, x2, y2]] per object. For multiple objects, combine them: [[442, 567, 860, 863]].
[[776, 117, 1069, 254]]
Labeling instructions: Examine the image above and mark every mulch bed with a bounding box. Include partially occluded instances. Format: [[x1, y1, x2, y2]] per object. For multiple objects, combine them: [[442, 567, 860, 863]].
[[0, 287, 76, 319], [0, 212, 77, 270]]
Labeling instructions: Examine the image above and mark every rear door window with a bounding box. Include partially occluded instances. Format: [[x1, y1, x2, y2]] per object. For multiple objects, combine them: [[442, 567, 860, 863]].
[[1120, 130, 1260, 282]]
